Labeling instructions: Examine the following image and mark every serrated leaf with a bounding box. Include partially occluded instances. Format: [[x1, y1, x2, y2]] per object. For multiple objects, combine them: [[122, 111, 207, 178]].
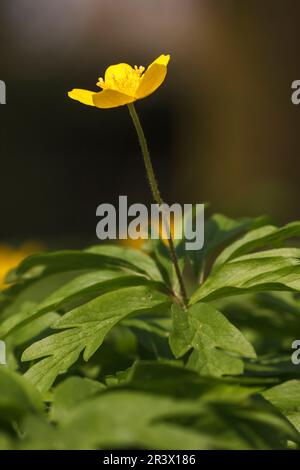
[[22, 286, 170, 392], [0, 272, 88, 365], [0, 270, 156, 339], [169, 303, 256, 377]]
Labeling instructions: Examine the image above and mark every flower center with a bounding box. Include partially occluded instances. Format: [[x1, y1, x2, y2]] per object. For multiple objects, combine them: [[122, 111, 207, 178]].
[[96, 64, 145, 95]]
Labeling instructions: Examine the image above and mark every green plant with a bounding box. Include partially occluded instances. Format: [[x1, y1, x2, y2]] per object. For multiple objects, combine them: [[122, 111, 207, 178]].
[[1, 55, 300, 450], [0, 213, 300, 449]]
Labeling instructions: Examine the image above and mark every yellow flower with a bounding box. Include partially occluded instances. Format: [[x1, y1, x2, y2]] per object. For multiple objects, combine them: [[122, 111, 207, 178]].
[[68, 54, 170, 109]]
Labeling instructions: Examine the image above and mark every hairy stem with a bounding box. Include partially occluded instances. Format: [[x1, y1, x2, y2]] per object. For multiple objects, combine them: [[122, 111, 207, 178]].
[[127, 102, 188, 309]]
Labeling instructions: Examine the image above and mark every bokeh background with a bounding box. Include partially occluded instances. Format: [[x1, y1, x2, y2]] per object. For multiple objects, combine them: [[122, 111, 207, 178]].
[[1, 0, 300, 248]]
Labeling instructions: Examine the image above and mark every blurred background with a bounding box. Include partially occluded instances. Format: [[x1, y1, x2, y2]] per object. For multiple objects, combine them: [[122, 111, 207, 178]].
[[1, 0, 300, 251]]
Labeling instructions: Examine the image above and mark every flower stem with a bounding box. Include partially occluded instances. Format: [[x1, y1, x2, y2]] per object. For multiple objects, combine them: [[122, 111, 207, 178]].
[[127, 102, 188, 309]]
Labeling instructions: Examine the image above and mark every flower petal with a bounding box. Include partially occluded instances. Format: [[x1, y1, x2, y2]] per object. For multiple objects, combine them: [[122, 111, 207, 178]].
[[135, 54, 170, 99], [92, 89, 136, 108], [68, 89, 95, 106], [104, 63, 140, 96]]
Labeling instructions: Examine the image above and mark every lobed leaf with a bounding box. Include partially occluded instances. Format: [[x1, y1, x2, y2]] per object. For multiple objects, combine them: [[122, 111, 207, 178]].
[[22, 285, 170, 392], [0, 270, 157, 340], [169, 302, 256, 377]]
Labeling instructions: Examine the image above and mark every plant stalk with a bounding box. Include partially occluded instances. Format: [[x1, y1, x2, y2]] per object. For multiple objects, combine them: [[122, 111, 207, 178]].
[[127, 102, 188, 309]]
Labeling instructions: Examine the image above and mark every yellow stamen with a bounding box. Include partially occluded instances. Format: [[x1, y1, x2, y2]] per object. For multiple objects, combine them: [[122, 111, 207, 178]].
[[134, 65, 145, 76], [97, 77, 106, 89]]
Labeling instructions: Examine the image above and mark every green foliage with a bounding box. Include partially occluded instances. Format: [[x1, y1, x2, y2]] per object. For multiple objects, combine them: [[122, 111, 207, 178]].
[[1, 214, 300, 450], [22, 286, 169, 392], [169, 303, 256, 377], [263, 380, 300, 433]]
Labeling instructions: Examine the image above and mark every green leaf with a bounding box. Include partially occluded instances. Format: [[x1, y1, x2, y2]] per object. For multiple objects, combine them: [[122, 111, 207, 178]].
[[7, 249, 153, 284], [213, 292, 300, 357], [232, 248, 300, 263], [37, 270, 151, 314], [53, 390, 210, 450], [86, 244, 163, 281], [169, 303, 256, 377], [18, 391, 300, 450], [263, 380, 300, 432], [10, 312, 60, 348], [193, 397, 300, 449], [51, 376, 105, 422], [55, 388, 300, 450], [110, 361, 261, 401], [0, 271, 89, 365], [22, 286, 170, 392], [213, 222, 300, 270], [3, 213, 300, 450], [15, 415, 72, 450], [122, 313, 172, 359], [17, 390, 212, 450], [0, 270, 155, 339], [1, 271, 85, 321], [191, 256, 300, 304], [188, 213, 268, 277], [0, 367, 43, 422]]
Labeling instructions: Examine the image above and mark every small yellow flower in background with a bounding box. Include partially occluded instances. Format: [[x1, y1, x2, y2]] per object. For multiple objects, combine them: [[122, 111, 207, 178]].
[[0, 242, 44, 288], [120, 214, 179, 250], [68, 54, 170, 109], [120, 238, 144, 250]]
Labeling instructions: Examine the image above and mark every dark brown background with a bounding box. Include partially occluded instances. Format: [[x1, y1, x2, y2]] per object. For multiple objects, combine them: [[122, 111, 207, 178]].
[[1, 0, 300, 246]]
